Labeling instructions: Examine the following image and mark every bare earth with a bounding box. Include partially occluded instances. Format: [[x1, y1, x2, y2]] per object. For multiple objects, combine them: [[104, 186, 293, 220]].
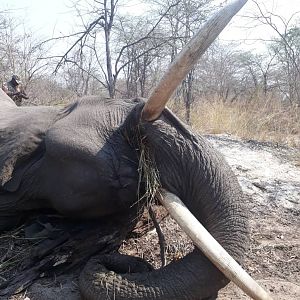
[[5, 134, 300, 300]]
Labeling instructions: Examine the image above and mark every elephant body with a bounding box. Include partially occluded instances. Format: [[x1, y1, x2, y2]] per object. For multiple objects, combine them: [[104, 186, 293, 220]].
[[0, 89, 249, 299], [0, 1, 254, 297]]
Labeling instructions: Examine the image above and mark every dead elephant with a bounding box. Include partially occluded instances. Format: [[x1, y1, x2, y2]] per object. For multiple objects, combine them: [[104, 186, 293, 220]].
[[0, 1, 270, 299]]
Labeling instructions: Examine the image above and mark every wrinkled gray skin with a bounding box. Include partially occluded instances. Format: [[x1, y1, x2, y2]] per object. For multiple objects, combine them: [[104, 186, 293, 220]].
[[0, 89, 249, 299]]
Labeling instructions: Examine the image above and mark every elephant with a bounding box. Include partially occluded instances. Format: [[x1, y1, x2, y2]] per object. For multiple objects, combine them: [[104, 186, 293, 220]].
[[0, 0, 259, 299], [0, 91, 249, 299]]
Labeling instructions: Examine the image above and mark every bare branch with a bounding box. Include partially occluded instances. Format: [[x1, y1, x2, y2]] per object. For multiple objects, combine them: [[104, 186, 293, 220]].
[[114, 1, 180, 76], [53, 15, 105, 74], [64, 58, 108, 89]]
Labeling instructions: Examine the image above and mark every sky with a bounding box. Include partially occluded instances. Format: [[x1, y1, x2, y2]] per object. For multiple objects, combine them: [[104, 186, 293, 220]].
[[1, 0, 300, 52], [220, 0, 300, 49], [1, 0, 149, 38]]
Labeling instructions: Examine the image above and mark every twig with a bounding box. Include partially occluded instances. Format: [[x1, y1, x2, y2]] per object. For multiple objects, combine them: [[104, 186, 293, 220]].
[[0, 241, 14, 264], [149, 206, 166, 267]]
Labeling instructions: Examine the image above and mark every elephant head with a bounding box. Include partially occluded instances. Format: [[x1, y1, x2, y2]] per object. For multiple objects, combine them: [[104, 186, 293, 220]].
[[0, 0, 271, 299]]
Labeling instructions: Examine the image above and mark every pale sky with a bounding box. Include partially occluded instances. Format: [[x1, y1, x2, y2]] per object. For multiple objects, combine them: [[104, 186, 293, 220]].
[[1, 0, 300, 53], [220, 0, 300, 50], [1, 0, 149, 38]]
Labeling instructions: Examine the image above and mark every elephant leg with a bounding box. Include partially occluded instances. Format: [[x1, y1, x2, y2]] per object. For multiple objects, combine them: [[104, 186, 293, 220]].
[[0, 193, 23, 232], [0, 214, 22, 232], [203, 293, 218, 300]]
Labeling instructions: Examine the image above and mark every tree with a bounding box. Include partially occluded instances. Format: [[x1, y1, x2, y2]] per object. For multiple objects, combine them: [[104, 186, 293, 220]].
[[0, 12, 78, 105], [47, 0, 119, 98], [116, 15, 168, 98], [270, 26, 300, 103], [0, 13, 48, 88], [194, 43, 241, 101], [252, 0, 300, 103], [235, 50, 277, 99], [46, 0, 176, 99]]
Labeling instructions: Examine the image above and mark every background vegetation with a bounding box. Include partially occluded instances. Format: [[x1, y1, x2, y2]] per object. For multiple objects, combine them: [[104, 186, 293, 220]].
[[0, 0, 299, 146]]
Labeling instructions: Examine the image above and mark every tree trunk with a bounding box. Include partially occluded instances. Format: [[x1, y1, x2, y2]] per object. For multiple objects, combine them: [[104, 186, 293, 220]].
[[184, 70, 194, 125], [104, 0, 115, 98]]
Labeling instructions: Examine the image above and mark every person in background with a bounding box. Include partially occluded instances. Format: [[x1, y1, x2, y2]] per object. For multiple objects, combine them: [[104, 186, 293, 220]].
[[2, 75, 29, 106]]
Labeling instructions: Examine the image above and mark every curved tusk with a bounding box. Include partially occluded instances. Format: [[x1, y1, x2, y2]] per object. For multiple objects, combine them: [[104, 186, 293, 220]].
[[141, 0, 248, 121], [157, 189, 273, 300]]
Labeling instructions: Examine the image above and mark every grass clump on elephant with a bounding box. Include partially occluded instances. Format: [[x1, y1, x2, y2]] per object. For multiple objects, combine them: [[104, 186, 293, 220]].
[[0, 1, 267, 299]]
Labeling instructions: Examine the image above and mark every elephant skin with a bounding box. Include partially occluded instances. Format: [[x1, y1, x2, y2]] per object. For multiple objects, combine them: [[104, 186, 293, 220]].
[[0, 93, 249, 299]]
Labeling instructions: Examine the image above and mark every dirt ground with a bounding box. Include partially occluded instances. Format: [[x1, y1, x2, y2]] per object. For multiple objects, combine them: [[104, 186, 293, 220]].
[[209, 135, 300, 299], [2, 134, 300, 300]]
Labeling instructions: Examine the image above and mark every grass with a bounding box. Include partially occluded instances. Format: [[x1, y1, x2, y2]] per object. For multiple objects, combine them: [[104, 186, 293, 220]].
[[0, 225, 44, 285], [170, 95, 300, 148]]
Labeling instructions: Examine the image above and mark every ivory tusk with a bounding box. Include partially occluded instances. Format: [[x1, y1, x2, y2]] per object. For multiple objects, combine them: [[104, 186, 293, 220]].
[[142, 0, 248, 121], [157, 189, 273, 300]]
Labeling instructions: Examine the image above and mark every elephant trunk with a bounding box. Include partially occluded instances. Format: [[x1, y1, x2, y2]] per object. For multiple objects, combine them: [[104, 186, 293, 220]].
[[79, 108, 249, 299], [80, 250, 228, 299]]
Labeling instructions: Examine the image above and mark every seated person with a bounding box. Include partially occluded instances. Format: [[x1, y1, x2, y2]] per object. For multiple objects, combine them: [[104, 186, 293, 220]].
[[2, 75, 29, 106]]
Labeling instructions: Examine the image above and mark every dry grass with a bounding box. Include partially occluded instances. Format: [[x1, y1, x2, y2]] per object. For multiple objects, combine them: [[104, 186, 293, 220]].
[[0, 225, 43, 286], [170, 95, 300, 148]]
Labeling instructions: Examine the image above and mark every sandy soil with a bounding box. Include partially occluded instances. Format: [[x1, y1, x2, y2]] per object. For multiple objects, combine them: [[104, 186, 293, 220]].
[[4, 134, 300, 300], [208, 135, 300, 299]]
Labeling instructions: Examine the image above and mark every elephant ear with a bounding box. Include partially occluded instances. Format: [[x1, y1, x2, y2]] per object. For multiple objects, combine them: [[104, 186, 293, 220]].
[[0, 105, 60, 192]]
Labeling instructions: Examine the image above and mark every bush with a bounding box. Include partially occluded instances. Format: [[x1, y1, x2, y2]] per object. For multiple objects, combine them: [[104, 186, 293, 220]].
[[170, 95, 300, 147]]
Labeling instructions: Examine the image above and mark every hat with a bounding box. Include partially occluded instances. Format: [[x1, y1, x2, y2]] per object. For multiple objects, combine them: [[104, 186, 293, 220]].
[[12, 75, 21, 84]]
